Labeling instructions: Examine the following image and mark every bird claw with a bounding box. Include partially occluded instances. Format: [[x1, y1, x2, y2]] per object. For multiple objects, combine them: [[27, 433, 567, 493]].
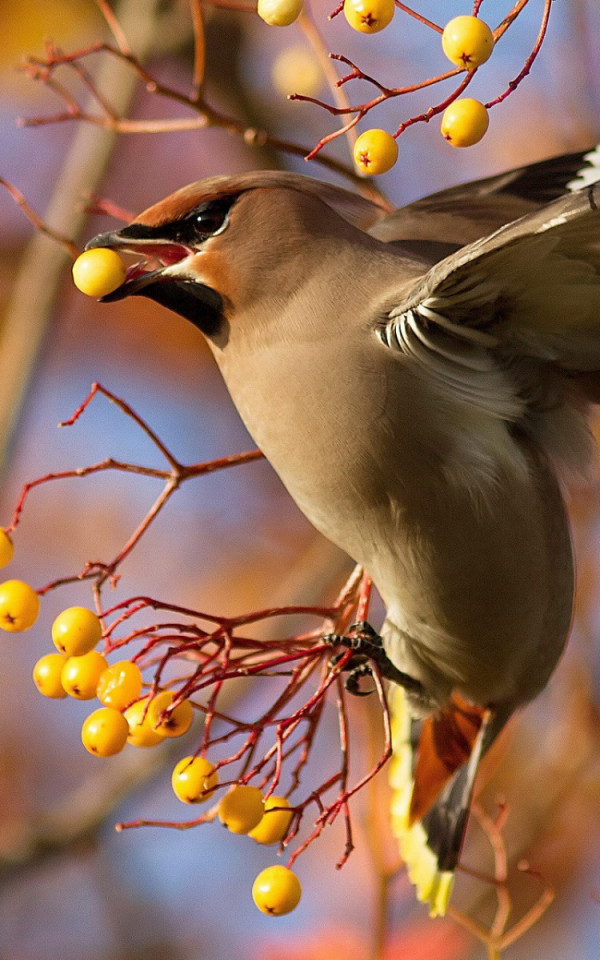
[[343, 659, 375, 697], [324, 620, 425, 699], [327, 646, 374, 696]]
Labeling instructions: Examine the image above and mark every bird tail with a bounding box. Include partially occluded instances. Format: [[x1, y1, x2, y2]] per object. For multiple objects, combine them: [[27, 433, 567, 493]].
[[389, 686, 507, 916]]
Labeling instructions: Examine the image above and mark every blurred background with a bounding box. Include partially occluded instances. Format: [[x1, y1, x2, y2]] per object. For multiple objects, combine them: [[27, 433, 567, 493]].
[[1, 1, 600, 958]]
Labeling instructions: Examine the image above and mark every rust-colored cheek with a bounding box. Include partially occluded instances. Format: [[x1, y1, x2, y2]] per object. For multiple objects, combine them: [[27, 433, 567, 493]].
[[186, 249, 240, 310]]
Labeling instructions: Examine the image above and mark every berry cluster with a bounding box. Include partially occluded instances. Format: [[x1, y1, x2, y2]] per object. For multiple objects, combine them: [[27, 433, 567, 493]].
[[258, 7, 498, 174], [30, 599, 305, 915], [13, 1, 553, 188], [3, 434, 389, 925], [345, 11, 492, 174], [0, 523, 309, 917]]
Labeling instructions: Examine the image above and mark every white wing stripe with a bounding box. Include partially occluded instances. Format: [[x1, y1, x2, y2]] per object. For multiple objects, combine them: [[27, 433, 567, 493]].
[[404, 312, 491, 372], [566, 144, 600, 192], [377, 309, 523, 419], [417, 301, 499, 347]]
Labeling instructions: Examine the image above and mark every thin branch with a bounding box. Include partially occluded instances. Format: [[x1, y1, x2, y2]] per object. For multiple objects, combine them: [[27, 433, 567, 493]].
[[94, 0, 134, 54], [59, 381, 182, 468], [189, 0, 206, 97], [297, 7, 360, 159], [486, 0, 553, 110], [394, 1, 442, 33], [0, 178, 79, 259], [17, 40, 367, 186]]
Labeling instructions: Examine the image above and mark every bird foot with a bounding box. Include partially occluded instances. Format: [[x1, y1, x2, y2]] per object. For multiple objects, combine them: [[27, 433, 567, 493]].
[[324, 620, 425, 698]]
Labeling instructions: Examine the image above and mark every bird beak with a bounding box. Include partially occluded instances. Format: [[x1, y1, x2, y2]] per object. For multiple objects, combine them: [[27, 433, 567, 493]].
[[84, 228, 191, 299], [84, 227, 224, 329]]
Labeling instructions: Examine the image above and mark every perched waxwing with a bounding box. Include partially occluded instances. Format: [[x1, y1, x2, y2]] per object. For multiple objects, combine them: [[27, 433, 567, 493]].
[[84, 146, 600, 914]]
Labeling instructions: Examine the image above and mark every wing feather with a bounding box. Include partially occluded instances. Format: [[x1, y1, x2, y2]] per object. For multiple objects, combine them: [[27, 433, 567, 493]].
[[370, 143, 600, 246], [378, 182, 600, 479]]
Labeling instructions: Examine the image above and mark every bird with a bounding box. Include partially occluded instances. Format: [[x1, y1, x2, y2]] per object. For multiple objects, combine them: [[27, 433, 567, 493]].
[[84, 144, 600, 914]]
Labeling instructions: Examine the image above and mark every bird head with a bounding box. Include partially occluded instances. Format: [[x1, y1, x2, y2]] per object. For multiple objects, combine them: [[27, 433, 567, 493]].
[[85, 171, 386, 342]]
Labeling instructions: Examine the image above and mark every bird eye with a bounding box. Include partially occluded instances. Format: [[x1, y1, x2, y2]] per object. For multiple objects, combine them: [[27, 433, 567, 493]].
[[115, 194, 239, 249], [190, 196, 237, 240]]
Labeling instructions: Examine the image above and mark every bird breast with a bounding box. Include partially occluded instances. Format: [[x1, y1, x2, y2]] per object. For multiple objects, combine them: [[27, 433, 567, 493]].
[[209, 308, 574, 712]]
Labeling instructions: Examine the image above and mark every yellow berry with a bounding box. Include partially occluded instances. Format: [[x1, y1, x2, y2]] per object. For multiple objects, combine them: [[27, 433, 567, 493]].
[[96, 660, 143, 710], [72, 248, 127, 298], [343, 0, 394, 34], [257, 0, 303, 26], [61, 649, 108, 699], [271, 46, 322, 98], [32, 652, 68, 699], [218, 785, 264, 834], [249, 795, 293, 845], [0, 579, 40, 632], [81, 706, 129, 756], [124, 697, 163, 747], [252, 865, 302, 916], [353, 129, 398, 175], [52, 606, 102, 656], [171, 755, 219, 804], [441, 98, 489, 147], [442, 15, 494, 69], [0, 529, 14, 568], [147, 690, 194, 738]]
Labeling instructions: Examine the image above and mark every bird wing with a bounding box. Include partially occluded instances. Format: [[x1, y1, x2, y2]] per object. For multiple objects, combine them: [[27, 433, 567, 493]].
[[391, 182, 600, 367], [376, 181, 600, 479], [370, 144, 600, 246], [379, 181, 600, 385], [462, 143, 600, 201]]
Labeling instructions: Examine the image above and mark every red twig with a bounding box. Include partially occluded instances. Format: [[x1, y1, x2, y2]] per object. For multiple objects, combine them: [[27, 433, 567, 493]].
[[84, 195, 136, 222], [10, 381, 378, 864], [0, 177, 79, 258], [8, 382, 264, 591], [394, 1, 442, 33], [12, 0, 551, 183], [486, 0, 553, 110], [394, 70, 474, 138], [16, 39, 367, 186], [295, 0, 549, 157], [58, 381, 180, 466], [66, 544, 379, 867]]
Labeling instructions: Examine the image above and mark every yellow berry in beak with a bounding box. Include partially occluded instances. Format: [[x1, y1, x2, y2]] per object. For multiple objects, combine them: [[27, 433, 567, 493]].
[[72, 248, 127, 298]]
